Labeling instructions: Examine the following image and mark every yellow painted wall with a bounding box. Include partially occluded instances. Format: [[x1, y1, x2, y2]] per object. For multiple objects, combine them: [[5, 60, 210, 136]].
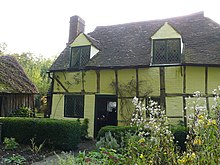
[[100, 70, 115, 94], [51, 94, 64, 119], [118, 69, 136, 97], [51, 94, 95, 137], [208, 67, 220, 94], [53, 72, 82, 93], [166, 97, 183, 116], [70, 33, 91, 47], [165, 66, 183, 93], [117, 98, 134, 126], [84, 70, 97, 92], [84, 95, 95, 137], [186, 66, 205, 93], [151, 22, 181, 39], [138, 68, 160, 96]]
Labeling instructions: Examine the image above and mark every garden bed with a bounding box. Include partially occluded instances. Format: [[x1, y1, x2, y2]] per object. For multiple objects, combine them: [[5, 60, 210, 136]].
[[0, 144, 59, 164]]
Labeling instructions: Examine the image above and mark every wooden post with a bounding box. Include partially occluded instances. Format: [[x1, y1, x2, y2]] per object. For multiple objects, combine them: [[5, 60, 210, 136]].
[[205, 67, 209, 114], [159, 67, 166, 111], [96, 70, 100, 93], [183, 66, 187, 126], [136, 68, 139, 97], [0, 122, 2, 144], [114, 70, 119, 96]]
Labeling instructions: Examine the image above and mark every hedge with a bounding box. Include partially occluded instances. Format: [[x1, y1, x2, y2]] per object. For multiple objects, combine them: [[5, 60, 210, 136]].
[[0, 117, 81, 150]]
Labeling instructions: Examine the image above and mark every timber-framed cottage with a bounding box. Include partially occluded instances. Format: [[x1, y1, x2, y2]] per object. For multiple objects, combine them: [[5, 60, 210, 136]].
[[49, 12, 220, 137]]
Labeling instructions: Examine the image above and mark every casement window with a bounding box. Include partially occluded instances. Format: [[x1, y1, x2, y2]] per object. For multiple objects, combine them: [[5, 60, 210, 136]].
[[152, 39, 181, 64], [70, 46, 90, 68], [64, 95, 84, 118], [146, 97, 161, 117]]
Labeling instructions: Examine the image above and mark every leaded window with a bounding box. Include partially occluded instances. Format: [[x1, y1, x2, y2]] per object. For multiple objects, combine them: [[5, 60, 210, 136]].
[[64, 95, 84, 118], [70, 46, 90, 68], [152, 39, 181, 64]]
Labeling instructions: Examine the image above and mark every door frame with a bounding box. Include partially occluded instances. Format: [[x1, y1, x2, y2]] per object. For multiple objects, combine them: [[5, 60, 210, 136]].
[[94, 94, 118, 137]]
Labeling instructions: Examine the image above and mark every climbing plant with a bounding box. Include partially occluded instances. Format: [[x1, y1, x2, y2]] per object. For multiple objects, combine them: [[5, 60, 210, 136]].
[[110, 77, 153, 124]]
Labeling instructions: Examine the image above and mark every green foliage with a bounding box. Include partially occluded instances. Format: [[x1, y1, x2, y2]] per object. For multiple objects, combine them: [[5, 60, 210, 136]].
[[0, 117, 81, 150], [56, 149, 125, 165], [11, 52, 54, 95], [171, 124, 187, 151], [30, 137, 45, 153], [97, 125, 137, 143], [10, 106, 34, 117], [3, 137, 19, 150], [80, 118, 89, 140], [0, 43, 54, 96], [0, 42, 7, 55], [3, 154, 26, 165], [96, 131, 120, 150]]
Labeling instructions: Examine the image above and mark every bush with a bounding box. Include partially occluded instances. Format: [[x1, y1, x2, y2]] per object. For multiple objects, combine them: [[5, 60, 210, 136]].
[[171, 124, 187, 151], [97, 125, 137, 147], [77, 118, 89, 140], [96, 131, 120, 150], [0, 117, 81, 150], [9, 106, 34, 117]]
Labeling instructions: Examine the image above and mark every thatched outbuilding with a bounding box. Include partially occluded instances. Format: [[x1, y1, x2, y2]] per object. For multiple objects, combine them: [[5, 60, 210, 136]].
[[0, 55, 38, 116]]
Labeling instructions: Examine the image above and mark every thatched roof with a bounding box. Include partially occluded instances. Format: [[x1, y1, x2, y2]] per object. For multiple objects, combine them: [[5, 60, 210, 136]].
[[0, 55, 38, 94], [50, 11, 220, 71]]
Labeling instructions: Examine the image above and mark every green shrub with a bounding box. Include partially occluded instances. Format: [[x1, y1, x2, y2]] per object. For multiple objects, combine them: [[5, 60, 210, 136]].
[[171, 124, 187, 151], [97, 125, 137, 148], [96, 131, 120, 150], [0, 117, 81, 150], [77, 118, 89, 140], [3, 154, 26, 165], [10, 106, 34, 117], [3, 137, 19, 150]]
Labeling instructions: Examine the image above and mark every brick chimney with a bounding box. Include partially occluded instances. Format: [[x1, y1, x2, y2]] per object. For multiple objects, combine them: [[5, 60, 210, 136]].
[[68, 15, 85, 43]]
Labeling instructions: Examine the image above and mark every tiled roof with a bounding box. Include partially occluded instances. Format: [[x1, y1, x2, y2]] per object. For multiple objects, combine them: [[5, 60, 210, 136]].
[[50, 12, 220, 71]]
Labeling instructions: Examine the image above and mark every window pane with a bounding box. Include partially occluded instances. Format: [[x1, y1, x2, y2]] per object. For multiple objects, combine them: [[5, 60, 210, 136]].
[[70, 46, 90, 68], [81, 46, 91, 66], [167, 39, 181, 63], [71, 47, 80, 67], [64, 95, 84, 118], [152, 39, 181, 64], [153, 40, 166, 64]]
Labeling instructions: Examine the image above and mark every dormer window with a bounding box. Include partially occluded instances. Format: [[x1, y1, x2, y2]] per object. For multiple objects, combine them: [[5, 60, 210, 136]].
[[70, 45, 90, 68], [69, 33, 100, 69], [152, 38, 181, 64], [151, 22, 182, 65]]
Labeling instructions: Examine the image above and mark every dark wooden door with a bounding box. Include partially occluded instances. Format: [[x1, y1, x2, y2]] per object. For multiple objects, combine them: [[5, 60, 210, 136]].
[[0, 96, 2, 117], [94, 95, 117, 137]]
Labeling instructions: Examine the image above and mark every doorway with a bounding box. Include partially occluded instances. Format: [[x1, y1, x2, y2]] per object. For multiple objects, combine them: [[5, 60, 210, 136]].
[[94, 95, 117, 137], [0, 96, 2, 117]]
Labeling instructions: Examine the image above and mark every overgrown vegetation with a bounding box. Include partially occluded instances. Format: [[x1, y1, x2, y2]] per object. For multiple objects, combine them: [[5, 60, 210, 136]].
[[56, 88, 220, 164]]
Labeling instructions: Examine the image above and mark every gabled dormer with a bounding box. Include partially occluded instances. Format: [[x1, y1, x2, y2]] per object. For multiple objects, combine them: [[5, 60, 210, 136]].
[[69, 33, 100, 68], [151, 22, 183, 65]]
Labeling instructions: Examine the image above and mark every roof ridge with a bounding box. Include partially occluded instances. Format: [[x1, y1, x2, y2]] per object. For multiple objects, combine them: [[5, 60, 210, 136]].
[[93, 11, 204, 30]]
